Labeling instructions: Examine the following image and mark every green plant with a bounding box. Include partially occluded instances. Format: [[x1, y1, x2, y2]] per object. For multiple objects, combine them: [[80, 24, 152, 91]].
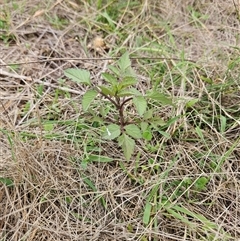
[[64, 52, 174, 160], [0, 177, 14, 187], [0, 10, 16, 44]]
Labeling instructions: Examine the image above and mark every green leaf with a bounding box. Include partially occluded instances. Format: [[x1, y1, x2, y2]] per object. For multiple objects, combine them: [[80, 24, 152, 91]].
[[82, 89, 98, 111], [124, 66, 136, 78], [64, 68, 91, 85], [88, 155, 113, 163], [101, 72, 118, 85], [158, 130, 171, 139], [98, 86, 114, 96], [0, 177, 14, 187], [103, 124, 121, 140], [117, 88, 141, 97], [101, 11, 115, 28], [142, 130, 152, 141], [140, 122, 149, 132], [186, 98, 199, 108], [99, 105, 110, 116], [133, 96, 147, 116], [165, 205, 195, 227], [195, 177, 209, 191], [118, 134, 135, 160], [125, 124, 142, 139], [129, 88, 142, 95], [117, 89, 134, 97], [170, 204, 217, 229], [147, 91, 173, 105], [200, 76, 213, 84], [108, 65, 120, 76], [118, 52, 131, 71], [195, 126, 204, 139], [143, 109, 153, 120], [220, 115, 226, 134], [82, 175, 97, 191], [119, 76, 137, 89], [143, 201, 152, 225]]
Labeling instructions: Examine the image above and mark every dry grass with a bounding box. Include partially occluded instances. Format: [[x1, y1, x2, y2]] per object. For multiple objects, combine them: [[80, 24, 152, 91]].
[[1, 0, 240, 240]]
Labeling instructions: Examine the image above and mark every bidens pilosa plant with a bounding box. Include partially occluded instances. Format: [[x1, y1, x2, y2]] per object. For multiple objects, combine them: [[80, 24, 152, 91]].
[[64, 52, 173, 160]]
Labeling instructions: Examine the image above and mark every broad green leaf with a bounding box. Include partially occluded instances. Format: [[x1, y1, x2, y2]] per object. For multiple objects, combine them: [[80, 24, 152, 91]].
[[0, 177, 14, 187], [88, 155, 113, 163], [117, 89, 134, 97], [142, 130, 152, 141], [101, 73, 117, 85], [140, 122, 149, 132], [102, 124, 121, 140], [64, 68, 91, 85], [119, 76, 137, 89], [118, 52, 131, 71], [123, 66, 136, 78], [147, 91, 173, 105], [143, 201, 152, 225], [82, 89, 98, 111], [125, 124, 142, 139], [143, 109, 153, 120], [128, 88, 142, 95], [98, 86, 114, 96], [117, 88, 141, 97], [118, 134, 135, 160], [111, 85, 118, 96], [108, 65, 120, 75], [133, 96, 147, 116]]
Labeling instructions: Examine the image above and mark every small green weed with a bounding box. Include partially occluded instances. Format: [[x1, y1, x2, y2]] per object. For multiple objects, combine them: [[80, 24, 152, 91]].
[[64, 52, 174, 160], [0, 177, 14, 187], [0, 11, 16, 44]]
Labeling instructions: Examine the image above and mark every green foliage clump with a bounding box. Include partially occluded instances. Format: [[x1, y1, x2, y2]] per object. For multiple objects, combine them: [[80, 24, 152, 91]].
[[64, 53, 174, 160]]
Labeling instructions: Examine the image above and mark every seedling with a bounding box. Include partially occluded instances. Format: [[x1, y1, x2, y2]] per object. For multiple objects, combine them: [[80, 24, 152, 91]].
[[64, 52, 174, 160]]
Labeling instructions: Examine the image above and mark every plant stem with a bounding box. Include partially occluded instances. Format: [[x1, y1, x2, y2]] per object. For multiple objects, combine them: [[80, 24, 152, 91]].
[[97, 88, 119, 108], [120, 97, 132, 110]]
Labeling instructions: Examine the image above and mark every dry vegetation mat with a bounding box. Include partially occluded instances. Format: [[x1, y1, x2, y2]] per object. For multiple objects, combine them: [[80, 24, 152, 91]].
[[1, 0, 240, 240]]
